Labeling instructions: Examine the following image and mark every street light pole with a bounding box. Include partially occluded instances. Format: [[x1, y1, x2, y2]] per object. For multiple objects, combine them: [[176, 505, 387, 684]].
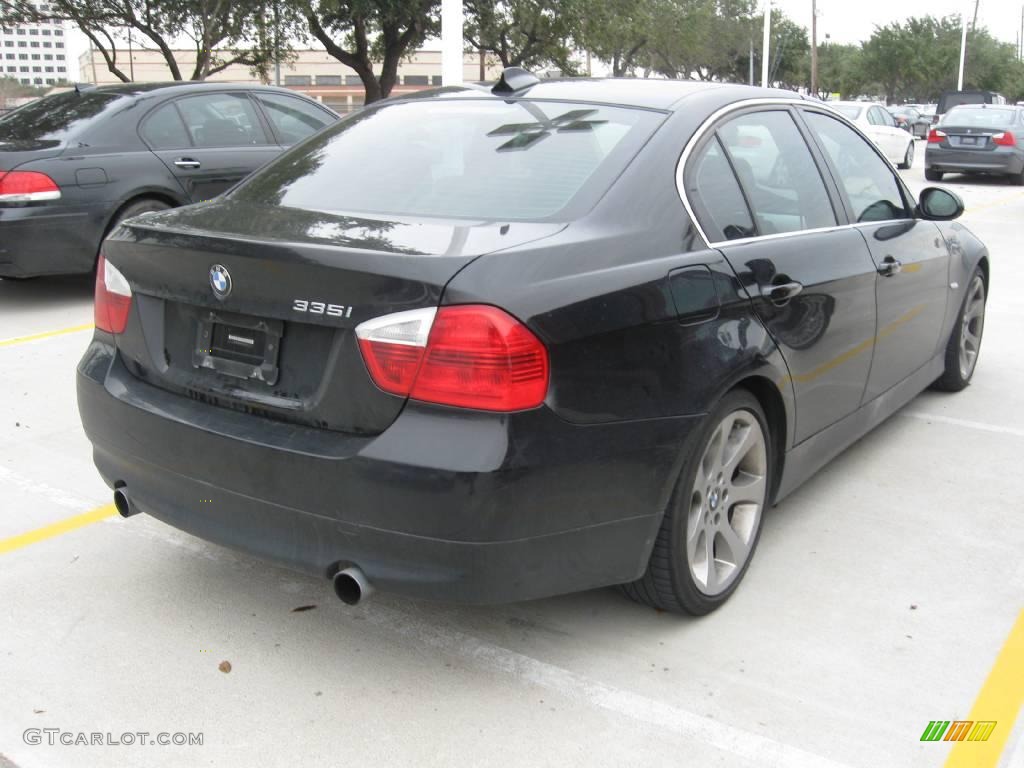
[[441, 0, 464, 86], [957, 10, 968, 90], [761, 0, 771, 88], [810, 0, 818, 97]]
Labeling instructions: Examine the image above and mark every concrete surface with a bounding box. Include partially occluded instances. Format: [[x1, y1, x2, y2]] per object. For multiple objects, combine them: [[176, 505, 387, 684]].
[[1, 147, 1022, 768]]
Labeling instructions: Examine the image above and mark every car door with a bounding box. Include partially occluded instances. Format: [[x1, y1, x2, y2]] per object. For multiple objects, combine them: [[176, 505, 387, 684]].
[[141, 92, 280, 203], [876, 106, 906, 162], [685, 107, 879, 443], [252, 91, 337, 147], [801, 109, 949, 400]]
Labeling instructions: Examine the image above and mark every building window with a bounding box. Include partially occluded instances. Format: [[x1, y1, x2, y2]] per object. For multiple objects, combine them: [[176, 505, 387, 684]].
[[18, 41, 26, 47], [3, 41, 12, 47], [56, 54, 64, 60], [344, 75, 361, 85], [30, 41, 39, 47], [44, 65, 52, 72], [403, 75, 429, 85], [29, 28, 38, 35], [316, 75, 341, 86], [18, 53, 27, 60], [431, 75, 442, 86], [55, 29, 62, 36], [31, 53, 39, 59], [55, 42, 62, 48], [41, 29, 50, 35], [284, 75, 311, 86], [56, 66, 64, 72], [43, 41, 51, 47], [45, 78, 54, 84], [43, 54, 51, 60], [16, 29, 26, 35], [32, 66, 40, 71]]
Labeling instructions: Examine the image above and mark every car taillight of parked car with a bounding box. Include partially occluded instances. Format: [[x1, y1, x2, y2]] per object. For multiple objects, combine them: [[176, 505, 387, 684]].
[[356, 305, 549, 412], [928, 129, 947, 143], [0, 170, 61, 203], [992, 132, 1016, 147], [94, 254, 133, 334]]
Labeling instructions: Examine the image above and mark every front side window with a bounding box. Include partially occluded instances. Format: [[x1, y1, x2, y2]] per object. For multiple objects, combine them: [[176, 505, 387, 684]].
[[233, 99, 662, 220], [174, 93, 267, 148], [255, 92, 333, 145], [804, 111, 910, 223], [715, 110, 837, 236]]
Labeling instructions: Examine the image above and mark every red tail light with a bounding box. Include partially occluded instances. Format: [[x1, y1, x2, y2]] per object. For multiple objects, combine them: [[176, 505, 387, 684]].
[[927, 129, 946, 144], [993, 131, 1016, 147], [356, 305, 549, 412], [94, 254, 133, 334], [0, 170, 61, 202]]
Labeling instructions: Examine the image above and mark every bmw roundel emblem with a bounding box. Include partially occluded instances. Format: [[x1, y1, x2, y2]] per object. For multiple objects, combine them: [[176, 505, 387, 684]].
[[210, 264, 232, 299]]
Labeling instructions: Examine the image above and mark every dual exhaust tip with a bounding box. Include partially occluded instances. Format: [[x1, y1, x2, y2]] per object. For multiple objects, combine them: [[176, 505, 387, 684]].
[[112, 486, 375, 605]]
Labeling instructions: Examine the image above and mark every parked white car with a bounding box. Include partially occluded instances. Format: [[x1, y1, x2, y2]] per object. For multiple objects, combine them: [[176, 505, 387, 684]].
[[826, 101, 917, 169]]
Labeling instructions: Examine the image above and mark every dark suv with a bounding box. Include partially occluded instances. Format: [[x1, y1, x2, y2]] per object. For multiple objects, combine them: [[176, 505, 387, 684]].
[[0, 83, 337, 278]]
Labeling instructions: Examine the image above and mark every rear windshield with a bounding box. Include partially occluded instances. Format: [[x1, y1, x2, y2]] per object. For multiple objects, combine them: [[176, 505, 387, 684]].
[[832, 105, 862, 119], [942, 106, 1018, 128], [0, 91, 125, 142], [232, 99, 663, 220]]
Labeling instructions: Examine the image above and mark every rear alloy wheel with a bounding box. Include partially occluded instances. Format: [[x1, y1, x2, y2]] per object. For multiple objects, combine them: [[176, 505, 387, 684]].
[[933, 268, 986, 392], [621, 390, 771, 615], [925, 168, 943, 182], [898, 140, 914, 170]]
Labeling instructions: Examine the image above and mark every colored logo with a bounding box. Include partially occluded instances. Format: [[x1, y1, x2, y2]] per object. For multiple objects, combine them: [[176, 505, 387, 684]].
[[210, 264, 231, 299], [921, 720, 997, 742]]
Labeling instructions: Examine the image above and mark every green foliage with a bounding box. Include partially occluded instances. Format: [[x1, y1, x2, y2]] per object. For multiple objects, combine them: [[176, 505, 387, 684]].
[[46, 0, 281, 82], [464, 0, 580, 73]]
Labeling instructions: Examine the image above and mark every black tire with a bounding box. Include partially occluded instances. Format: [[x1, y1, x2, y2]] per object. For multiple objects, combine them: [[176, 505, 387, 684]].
[[898, 140, 914, 170], [107, 198, 171, 234], [620, 389, 772, 615], [932, 268, 986, 392], [924, 168, 943, 182]]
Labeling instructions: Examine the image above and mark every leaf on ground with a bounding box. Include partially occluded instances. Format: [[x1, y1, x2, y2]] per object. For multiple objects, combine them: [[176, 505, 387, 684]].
[[218, 660, 232, 673], [291, 605, 317, 613]]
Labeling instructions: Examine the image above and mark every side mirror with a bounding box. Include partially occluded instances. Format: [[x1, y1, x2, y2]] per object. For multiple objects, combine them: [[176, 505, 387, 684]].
[[918, 187, 964, 221]]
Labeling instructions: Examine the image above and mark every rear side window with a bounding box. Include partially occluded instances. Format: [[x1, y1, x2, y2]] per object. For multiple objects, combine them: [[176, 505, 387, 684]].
[[255, 92, 333, 145], [0, 90, 123, 142], [175, 93, 267, 148], [141, 102, 190, 149], [804, 111, 910, 223], [232, 99, 663, 220], [715, 110, 837, 236], [686, 138, 755, 242]]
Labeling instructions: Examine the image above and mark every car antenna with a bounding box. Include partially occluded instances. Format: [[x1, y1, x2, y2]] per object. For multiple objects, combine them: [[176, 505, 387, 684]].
[[491, 67, 541, 96]]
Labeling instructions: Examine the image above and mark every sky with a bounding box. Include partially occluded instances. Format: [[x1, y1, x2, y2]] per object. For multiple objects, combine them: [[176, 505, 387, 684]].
[[65, 0, 1022, 82]]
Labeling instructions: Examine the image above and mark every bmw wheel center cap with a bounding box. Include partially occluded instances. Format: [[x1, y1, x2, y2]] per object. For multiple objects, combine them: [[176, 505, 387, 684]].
[[210, 264, 232, 299]]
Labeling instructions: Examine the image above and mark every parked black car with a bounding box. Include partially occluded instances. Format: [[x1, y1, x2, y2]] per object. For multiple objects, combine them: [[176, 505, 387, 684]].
[[888, 105, 929, 138], [0, 83, 337, 278], [78, 71, 990, 615], [925, 105, 1024, 183]]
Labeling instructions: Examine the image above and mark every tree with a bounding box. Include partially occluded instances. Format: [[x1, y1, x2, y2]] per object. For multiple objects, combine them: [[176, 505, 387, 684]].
[[464, 0, 580, 73], [576, 0, 653, 77], [814, 43, 866, 100], [44, 0, 279, 83], [304, 0, 439, 104]]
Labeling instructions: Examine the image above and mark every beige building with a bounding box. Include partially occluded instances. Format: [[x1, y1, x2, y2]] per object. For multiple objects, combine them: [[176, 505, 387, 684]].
[[78, 48, 501, 112]]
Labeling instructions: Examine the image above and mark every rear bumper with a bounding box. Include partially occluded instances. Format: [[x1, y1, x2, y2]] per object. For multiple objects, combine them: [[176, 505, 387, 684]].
[[925, 147, 1024, 175], [77, 339, 699, 603], [0, 202, 108, 278]]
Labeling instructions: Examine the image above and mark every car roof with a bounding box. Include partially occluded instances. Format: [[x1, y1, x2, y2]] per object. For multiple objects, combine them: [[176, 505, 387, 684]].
[[397, 78, 807, 112], [82, 81, 311, 100]]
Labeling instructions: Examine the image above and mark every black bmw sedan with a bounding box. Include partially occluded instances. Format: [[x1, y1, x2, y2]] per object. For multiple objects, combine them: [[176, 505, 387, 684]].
[[0, 82, 337, 278], [77, 70, 990, 615]]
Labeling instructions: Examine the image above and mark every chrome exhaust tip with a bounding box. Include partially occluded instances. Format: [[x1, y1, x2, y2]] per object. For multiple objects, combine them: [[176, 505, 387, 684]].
[[113, 486, 139, 518], [333, 566, 374, 606]]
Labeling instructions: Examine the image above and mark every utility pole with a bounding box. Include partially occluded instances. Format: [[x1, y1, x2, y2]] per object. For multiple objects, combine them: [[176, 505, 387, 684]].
[[749, 37, 754, 85], [810, 0, 818, 98], [761, 0, 771, 88], [273, 0, 281, 86], [127, 28, 134, 81]]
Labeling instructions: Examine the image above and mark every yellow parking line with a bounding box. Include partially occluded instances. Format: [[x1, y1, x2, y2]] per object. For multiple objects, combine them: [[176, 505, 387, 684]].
[[945, 609, 1024, 767], [0, 504, 117, 555], [0, 323, 94, 348]]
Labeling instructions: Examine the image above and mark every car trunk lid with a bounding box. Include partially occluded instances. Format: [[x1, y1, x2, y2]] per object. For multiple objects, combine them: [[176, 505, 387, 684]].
[[104, 200, 564, 435]]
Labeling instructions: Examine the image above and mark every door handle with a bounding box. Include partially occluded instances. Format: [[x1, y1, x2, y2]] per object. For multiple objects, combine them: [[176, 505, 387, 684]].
[[878, 256, 902, 277], [174, 158, 201, 169], [761, 281, 803, 306]]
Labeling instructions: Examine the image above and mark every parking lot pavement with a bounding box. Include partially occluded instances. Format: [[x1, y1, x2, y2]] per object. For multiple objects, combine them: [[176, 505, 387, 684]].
[[1, 157, 1022, 768]]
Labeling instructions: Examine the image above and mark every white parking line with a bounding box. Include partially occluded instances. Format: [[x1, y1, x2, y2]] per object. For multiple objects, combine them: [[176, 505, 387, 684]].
[[356, 602, 855, 768], [901, 411, 1024, 439]]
